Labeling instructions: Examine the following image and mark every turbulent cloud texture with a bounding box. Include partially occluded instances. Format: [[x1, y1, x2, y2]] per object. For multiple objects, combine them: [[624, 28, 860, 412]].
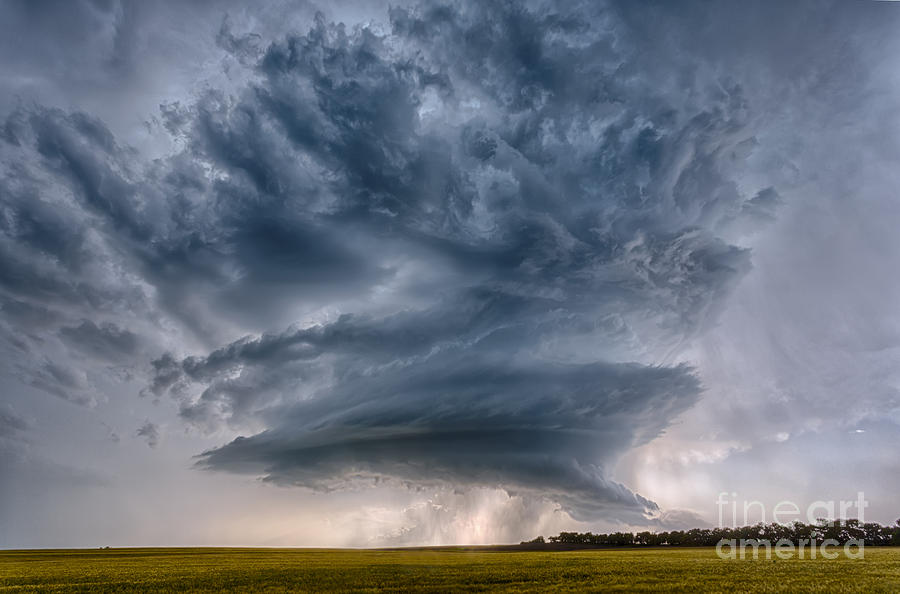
[[7, 0, 900, 545], [0, 0, 778, 520]]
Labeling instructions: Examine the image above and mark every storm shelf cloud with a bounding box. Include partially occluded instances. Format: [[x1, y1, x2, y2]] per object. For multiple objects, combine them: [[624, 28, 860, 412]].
[[2, 0, 900, 547]]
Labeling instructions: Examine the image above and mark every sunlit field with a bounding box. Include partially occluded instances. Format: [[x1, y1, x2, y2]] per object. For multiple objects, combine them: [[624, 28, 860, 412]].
[[2, 547, 900, 592]]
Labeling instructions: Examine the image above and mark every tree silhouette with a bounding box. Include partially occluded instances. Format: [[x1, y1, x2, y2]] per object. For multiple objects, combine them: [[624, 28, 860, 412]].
[[540, 519, 900, 548]]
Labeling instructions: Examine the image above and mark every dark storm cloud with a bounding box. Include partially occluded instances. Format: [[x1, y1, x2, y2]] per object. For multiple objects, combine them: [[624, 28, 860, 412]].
[[0, 108, 145, 310], [59, 320, 139, 362], [2, 0, 788, 520], [0, 106, 157, 401], [143, 1, 771, 519], [135, 421, 159, 449], [196, 357, 700, 519]]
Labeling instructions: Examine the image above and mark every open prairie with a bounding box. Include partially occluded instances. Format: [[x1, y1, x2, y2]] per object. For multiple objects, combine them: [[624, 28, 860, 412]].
[[2, 547, 900, 593]]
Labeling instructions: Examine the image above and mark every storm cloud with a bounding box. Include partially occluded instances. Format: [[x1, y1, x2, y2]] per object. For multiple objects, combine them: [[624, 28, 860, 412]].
[[4, 0, 783, 518], [146, 1, 758, 519], [3, 0, 900, 545]]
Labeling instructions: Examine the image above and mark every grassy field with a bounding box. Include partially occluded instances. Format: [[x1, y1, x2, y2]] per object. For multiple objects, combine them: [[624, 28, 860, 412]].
[[2, 546, 900, 592]]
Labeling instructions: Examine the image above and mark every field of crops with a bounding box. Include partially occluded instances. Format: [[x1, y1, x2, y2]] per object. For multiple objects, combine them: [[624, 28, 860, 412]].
[[2, 546, 900, 592]]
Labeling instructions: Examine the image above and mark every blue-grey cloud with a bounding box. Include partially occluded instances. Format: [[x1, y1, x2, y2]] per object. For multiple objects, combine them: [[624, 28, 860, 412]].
[[135, 1, 772, 519], [135, 421, 159, 449], [3, 0, 840, 525], [0, 405, 30, 440], [59, 320, 139, 362]]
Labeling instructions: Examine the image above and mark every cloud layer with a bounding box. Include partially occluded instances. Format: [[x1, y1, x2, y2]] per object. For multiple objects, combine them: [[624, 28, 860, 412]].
[[158, 2, 765, 518], [11, 0, 875, 529]]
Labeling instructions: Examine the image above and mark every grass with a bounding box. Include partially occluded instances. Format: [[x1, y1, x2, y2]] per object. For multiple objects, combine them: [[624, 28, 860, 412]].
[[2, 546, 900, 592]]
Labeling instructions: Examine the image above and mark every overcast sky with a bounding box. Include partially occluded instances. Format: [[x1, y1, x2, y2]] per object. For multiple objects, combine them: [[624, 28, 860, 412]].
[[2, 0, 900, 548]]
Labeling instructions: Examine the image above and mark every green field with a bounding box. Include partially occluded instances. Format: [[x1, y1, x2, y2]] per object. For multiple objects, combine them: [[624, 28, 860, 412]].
[[2, 547, 900, 592]]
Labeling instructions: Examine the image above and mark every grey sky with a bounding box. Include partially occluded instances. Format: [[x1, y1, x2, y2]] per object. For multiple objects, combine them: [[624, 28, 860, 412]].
[[2, 0, 900, 548]]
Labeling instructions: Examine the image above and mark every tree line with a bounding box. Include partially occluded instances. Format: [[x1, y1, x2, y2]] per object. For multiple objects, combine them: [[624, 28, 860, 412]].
[[523, 519, 900, 547]]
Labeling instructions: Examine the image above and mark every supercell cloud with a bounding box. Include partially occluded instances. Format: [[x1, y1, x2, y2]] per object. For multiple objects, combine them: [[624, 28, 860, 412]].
[[2, 0, 900, 546]]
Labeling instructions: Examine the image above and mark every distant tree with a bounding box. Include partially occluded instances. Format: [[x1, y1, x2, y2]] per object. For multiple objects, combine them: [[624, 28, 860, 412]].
[[536, 517, 900, 549]]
